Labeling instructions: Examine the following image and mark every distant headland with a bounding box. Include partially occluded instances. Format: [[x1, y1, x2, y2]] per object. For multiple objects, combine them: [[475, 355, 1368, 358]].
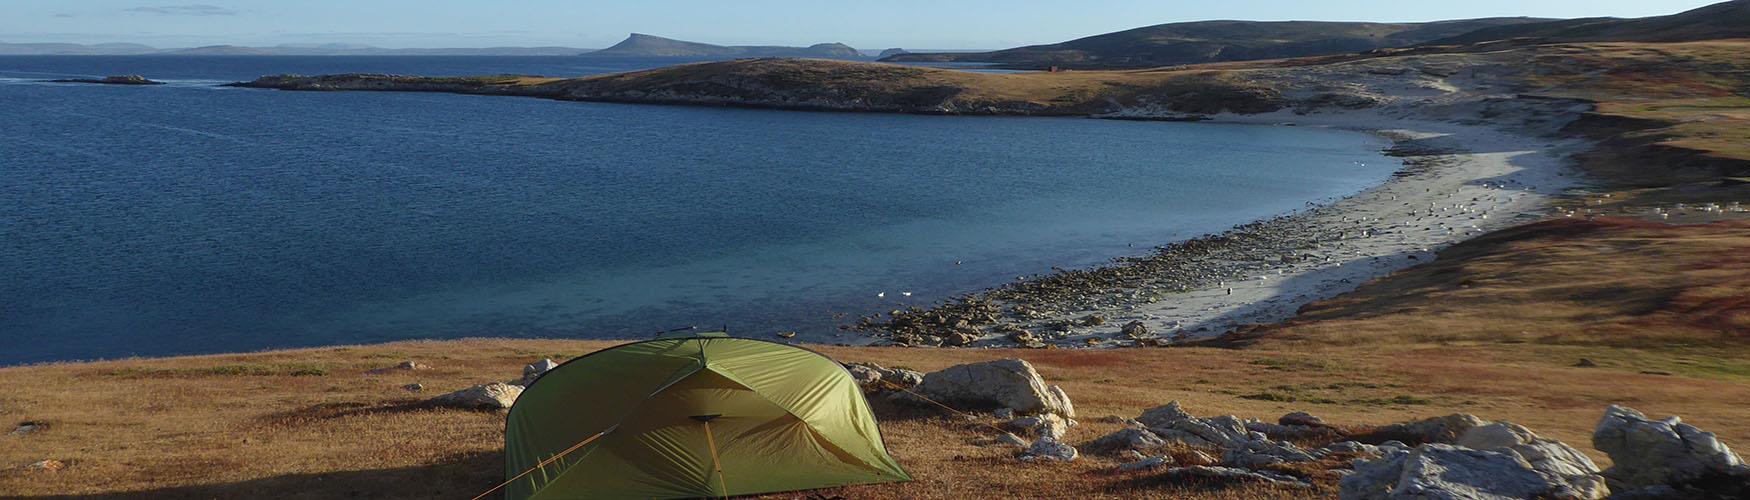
[[580, 33, 863, 59]]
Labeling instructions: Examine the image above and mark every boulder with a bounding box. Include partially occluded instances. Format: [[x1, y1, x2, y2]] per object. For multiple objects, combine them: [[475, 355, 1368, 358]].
[[1159, 466, 1311, 489], [1046, 386, 1076, 419], [11, 422, 45, 437], [1456, 421, 1539, 451], [845, 363, 884, 390], [1118, 455, 1174, 472], [513, 359, 560, 386], [889, 368, 925, 388], [1371, 413, 1489, 445], [843, 362, 923, 393], [428, 382, 522, 410], [1280, 411, 1327, 427], [1184, 450, 1219, 466], [1318, 440, 1383, 458], [1086, 427, 1169, 454], [1020, 437, 1078, 462], [1248, 421, 1342, 441], [1340, 442, 1607, 500], [1593, 405, 1749, 494], [1134, 402, 1314, 464], [1120, 321, 1150, 339], [1006, 413, 1069, 441], [914, 359, 1074, 418], [1223, 448, 1291, 469]]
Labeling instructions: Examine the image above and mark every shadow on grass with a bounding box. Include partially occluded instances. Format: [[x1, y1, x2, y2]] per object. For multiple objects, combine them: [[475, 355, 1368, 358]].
[[20, 452, 502, 500], [255, 399, 499, 428]]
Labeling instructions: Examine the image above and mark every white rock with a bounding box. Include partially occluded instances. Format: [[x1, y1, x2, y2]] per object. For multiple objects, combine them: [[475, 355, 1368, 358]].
[[1021, 437, 1078, 462], [1457, 421, 1539, 450], [1118, 455, 1174, 472], [1087, 427, 1169, 454], [914, 359, 1074, 418], [1046, 385, 1077, 419], [845, 362, 884, 390], [1593, 405, 1749, 490], [513, 359, 560, 386], [428, 382, 522, 410], [1341, 443, 1607, 500], [1135, 401, 1314, 463], [1007, 413, 1069, 440], [1319, 440, 1383, 458]]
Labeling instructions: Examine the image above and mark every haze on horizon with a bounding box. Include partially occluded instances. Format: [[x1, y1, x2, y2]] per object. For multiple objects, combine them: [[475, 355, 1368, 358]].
[[2, 0, 1727, 50]]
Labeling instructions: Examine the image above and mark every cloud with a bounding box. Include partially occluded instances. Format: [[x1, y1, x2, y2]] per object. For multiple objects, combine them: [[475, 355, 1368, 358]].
[[125, 4, 238, 16]]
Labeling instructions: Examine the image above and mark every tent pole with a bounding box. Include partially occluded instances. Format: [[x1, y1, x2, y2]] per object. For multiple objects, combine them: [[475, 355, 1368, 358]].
[[703, 420, 729, 499], [470, 429, 608, 500]]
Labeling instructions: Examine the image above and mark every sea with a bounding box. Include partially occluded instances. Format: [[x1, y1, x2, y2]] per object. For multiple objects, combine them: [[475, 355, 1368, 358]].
[[0, 56, 1399, 365]]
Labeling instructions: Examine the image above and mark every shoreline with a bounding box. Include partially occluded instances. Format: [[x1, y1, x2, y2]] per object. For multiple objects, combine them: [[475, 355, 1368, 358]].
[[855, 109, 1586, 347]]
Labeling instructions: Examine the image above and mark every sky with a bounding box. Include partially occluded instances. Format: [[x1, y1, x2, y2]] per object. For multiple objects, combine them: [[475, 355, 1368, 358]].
[[0, 0, 1725, 50]]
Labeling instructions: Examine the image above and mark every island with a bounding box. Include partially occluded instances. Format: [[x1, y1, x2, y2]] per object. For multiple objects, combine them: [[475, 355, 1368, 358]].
[[580, 33, 863, 59], [47, 74, 165, 85]]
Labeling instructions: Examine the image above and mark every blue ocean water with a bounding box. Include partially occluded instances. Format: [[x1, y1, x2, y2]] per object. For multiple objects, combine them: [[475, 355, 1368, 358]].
[[0, 56, 1398, 364]]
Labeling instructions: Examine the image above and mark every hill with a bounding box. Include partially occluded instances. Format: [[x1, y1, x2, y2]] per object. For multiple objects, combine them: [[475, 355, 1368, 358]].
[[881, 17, 1549, 68], [1430, 0, 1750, 45], [582, 33, 863, 59]]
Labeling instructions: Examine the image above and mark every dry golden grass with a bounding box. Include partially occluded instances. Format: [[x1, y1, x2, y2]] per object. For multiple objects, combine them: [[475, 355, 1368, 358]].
[[5, 303, 1748, 500], [1277, 217, 1750, 347]]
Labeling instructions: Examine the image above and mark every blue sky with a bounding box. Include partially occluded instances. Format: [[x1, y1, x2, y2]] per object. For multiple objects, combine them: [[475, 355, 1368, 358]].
[[1, 0, 1723, 49]]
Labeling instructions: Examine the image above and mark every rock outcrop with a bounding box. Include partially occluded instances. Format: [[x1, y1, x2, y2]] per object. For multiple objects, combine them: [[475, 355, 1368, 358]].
[[1137, 402, 1316, 466], [1087, 426, 1170, 454], [1006, 413, 1070, 441], [1593, 405, 1749, 498], [1020, 437, 1079, 462], [843, 362, 924, 393], [913, 359, 1074, 418], [1369, 413, 1490, 445], [1341, 419, 1607, 499], [1117, 455, 1175, 471], [1159, 465, 1312, 489], [512, 359, 559, 386], [427, 382, 522, 410]]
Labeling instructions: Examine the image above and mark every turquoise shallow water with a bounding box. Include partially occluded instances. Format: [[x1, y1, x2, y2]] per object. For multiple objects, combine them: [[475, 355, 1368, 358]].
[[0, 56, 1398, 364]]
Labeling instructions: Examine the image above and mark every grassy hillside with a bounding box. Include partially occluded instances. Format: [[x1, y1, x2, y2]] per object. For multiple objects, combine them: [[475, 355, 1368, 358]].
[[1429, 0, 1750, 45], [882, 18, 1547, 68]]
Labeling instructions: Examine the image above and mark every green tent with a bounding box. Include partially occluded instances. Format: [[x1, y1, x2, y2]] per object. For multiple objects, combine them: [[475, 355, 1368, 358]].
[[503, 333, 912, 499]]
